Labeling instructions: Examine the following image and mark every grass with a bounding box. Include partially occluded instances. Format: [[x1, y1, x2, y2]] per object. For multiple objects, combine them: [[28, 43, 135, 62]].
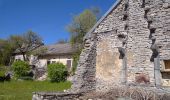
[[0, 80, 71, 100]]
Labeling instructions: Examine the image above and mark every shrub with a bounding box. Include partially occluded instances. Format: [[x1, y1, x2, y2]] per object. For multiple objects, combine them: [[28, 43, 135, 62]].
[[0, 65, 6, 77], [0, 65, 10, 82], [71, 50, 81, 75], [12, 61, 30, 78], [47, 62, 68, 82], [0, 65, 6, 82]]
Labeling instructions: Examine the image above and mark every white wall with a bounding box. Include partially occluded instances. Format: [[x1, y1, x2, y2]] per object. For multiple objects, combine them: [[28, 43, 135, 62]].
[[14, 54, 73, 70], [14, 54, 24, 61], [39, 55, 73, 70]]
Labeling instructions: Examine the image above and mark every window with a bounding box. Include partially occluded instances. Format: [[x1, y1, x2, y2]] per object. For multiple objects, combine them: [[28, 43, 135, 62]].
[[164, 60, 170, 70], [161, 60, 170, 86], [16, 59, 21, 61], [47, 60, 50, 65], [67, 60, 72, 69], [52, 61, 56, 63]]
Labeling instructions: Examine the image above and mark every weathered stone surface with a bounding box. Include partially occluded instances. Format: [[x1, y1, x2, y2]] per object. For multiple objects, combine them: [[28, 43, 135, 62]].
[[32, 0, 170, 99], [72, 0, 170, 92], [32, 92, 83, 100]]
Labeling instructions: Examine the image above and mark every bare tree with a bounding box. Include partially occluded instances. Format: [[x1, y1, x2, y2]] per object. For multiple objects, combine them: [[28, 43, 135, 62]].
[[10, 30, 43, 61]]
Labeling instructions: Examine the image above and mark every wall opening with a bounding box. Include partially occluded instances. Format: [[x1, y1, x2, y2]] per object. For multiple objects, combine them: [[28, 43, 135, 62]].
[[124, 3, 129, 11], [141, 0, 145, 8], [47, 60, 50, 65], [164, 60, 170, 70], [67, 60, 72, 69], [162, 72, 170, 79], [123, 14, 128, 21], [161, 60, 170, 86]]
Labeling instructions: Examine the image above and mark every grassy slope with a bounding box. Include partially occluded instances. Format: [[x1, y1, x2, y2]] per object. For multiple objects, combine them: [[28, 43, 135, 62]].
[[0, 81, 71, 100]]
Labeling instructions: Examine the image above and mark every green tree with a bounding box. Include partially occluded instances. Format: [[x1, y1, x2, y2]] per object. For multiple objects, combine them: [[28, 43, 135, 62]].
[[0, 30, 43, 65], [0, 39, 15, 65], [67, 8, 99, 73], [67, 9, 97, 49], [0, 39, 7, 65]]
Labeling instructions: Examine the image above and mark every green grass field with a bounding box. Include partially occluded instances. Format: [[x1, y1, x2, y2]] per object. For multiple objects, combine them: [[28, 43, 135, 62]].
[[0, 81, 71, 100]]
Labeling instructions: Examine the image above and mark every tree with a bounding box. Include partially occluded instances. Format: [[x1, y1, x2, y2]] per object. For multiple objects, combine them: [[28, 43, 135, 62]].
[[67, 8, 100, 74], [0, 30, 43, 65], [0, 39, 7, 64], [10, 30, 43, 61], [0, 39, 14, 65], [67, 9, 98, 49]]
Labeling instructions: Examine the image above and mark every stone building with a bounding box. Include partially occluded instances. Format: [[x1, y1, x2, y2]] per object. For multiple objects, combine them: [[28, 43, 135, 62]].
[[13, 43, 76, 79], [72, 0, 170, 92]]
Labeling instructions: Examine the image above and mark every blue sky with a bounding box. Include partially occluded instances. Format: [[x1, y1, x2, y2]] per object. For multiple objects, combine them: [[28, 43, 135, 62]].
[[0, 0, 116, 44]]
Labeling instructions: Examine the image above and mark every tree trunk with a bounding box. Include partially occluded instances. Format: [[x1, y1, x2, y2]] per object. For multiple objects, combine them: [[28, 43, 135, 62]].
[[22, 52, 26, 61]]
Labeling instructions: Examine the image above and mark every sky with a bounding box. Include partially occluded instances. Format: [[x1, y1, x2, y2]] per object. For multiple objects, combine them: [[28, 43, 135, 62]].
[[0, 0, 116, 44]]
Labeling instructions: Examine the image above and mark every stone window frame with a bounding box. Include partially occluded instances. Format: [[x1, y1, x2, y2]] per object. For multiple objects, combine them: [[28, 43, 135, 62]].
[[161, 60, 170, 72]]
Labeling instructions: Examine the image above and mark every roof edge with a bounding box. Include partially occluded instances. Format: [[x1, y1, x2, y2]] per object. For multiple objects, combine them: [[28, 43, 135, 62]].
[[84, 0, 122, 40]]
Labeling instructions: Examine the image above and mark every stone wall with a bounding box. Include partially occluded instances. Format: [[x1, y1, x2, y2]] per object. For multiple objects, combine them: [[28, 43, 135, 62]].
[[72, 0, 170, 92], [71, 34, 97, 92], [146, 0, 170, 86], [32, 92, 82, 100], [32, 0, 170, 99]]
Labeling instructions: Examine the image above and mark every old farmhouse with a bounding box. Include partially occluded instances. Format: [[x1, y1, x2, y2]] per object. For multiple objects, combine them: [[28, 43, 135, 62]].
[[72, 0, 170, 92], [13, 43, 76, 79]]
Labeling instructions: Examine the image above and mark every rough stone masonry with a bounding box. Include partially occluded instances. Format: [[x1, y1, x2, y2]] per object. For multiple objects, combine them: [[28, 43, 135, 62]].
[[32, 0, 170, 99], [72, 0, 170, 92]]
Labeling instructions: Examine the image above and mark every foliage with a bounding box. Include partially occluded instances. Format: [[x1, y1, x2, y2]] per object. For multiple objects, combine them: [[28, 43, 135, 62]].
[[12, 61, 30, 78], [0, 65, 6, 77], [0, 65, 11, 82], [67, 9, 97, 49], [67, 8, 100, 74], [0, 39, 14, 65], [71, 50, 82, 74], [0, 30, 43, 65], [18, 76, 33, 81], [47, 62, 68, 82], [0, 81, 71, 100]]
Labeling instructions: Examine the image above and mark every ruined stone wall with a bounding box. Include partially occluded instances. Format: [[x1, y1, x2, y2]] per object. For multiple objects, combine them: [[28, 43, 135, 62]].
[[127, 0, 155, 86], [145, 0, 170, 60], [96, 32, 123, 91], [95, 0, 127, 91], [32, 92, 82, 100], [144, 0, 170, 86], [72, 0, 170, 92], [71, 35, 97, 92]]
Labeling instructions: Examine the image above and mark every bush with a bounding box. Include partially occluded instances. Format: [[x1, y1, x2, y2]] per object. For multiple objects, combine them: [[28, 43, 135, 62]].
[[0, 65, 10, 82], [48, 62, 68, 82], [0, 65, 6, 76], [12, 61, 30, 78], [0, 65, 6, 82], [71, 50, 81, 75]]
